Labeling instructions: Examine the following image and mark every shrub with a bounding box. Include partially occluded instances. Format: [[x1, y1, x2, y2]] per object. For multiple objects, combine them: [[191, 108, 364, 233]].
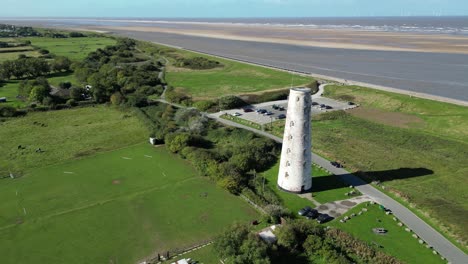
[[59, 81, 72, 89], [66, 99, 77, 106], [175, 56, 222, 70], [193, 100, 217, 112], [0, 105, 17, 117], [219, 95, 246, 110]]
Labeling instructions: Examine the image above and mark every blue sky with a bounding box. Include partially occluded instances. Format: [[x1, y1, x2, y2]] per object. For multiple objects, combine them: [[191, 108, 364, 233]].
[[1, 0, 468, 17]]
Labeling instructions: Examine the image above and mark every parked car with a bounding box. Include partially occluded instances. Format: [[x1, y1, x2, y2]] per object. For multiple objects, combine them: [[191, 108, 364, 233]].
[[264, 111, 274, 116], [257, 109, 267, 114], [243, 108, 254, 113], [317, 214, 333, 224], [277, 114, 286, 119], [348, 101, 355, 105], [305, 209, 319, 219], [298, 206, 312, 216], [272, 104, 279, 110], [278, 106, 285, 111], [325, 105, 333, 109], [311, 102, 319, 106], [232, 112, 242, 117], [320, 104, 326, 108], [330, 161, 343, 168]]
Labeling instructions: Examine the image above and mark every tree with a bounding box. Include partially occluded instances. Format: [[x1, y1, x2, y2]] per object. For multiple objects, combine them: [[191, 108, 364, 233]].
[[69, 32, 86, 37], [59, 81, 72, 89], [70, 87, 85, 101], [214, 224, 271, 264], [52, 56, 71, 72], [110, 92, 124, 105], [219, 95, 245, 110], [165, 132, 193, 153]]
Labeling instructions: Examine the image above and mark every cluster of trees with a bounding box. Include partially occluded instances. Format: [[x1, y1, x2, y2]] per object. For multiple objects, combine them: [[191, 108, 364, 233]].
[[174, 56, 222, 70], [214, 224, 270, 264], [135, 105, 279, 195], [0, 24, 40, 37], [214, 220, 402, 264], [0, 56, 71, 80], [18, 77, 51, 104], [72, 38, 164, 104]]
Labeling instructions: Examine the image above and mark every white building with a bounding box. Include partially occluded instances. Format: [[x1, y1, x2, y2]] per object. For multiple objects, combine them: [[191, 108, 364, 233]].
[[277, 88, 312, 193]]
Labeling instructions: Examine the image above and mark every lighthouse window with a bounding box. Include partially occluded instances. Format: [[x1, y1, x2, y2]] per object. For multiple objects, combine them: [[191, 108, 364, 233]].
[[285, 172, 289, 178], [303, 149, 307, 155], [288, 135, 293, 140], [286, 161, 291, 167], [290, 121, 294, 127], [303, 161, 307, 167], [296, 96, 300, 102], [287, 148, 291, 153]]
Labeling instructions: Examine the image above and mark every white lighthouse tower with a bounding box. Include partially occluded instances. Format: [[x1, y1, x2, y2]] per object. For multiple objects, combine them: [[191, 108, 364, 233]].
[[277, 88, 312, 193]]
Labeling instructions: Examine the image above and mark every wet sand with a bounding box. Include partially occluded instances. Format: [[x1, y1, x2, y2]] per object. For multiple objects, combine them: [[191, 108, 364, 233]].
[[98, 24, 468, 54]]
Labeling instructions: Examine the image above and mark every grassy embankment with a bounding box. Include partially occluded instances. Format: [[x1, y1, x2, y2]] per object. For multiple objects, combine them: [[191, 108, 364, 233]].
[[138, 42, 312, 100], [0, 107, 258, 264], [0, 36, 115, 107], [331, 203, 444, 264]]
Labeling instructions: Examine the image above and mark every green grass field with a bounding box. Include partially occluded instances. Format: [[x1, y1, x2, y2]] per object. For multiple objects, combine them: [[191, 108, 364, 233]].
[[331, 203, 444, 264], [262, 163, 351, 213], [0, 50, 39, 62], [0, 106, 148, 175], [0, 143, 258, 264], [24, 36, 116, 61], [314, 85, 468, 250], [161, 48, 311, 99]]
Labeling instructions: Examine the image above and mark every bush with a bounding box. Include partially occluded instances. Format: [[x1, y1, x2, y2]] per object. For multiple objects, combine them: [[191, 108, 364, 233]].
[[59, 81, 72, 89], [66, 99, 77, 106], [0, 105, 17, 117], [193, 100, 217, 112], [69, 32, 86, 38], [175, 56, 222, 70], [219, 95, 246, 110], [165, 132, 193, 153]]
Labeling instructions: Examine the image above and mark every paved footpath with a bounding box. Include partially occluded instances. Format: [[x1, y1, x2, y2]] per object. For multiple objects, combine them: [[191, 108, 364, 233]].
[[208, 113, 468, 264]]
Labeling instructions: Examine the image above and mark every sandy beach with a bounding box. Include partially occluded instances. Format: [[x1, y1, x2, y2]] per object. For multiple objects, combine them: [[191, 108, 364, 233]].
[[80, 23, 468, 54]]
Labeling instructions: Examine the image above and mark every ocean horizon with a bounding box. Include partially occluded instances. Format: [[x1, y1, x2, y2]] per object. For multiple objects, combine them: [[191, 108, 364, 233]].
[[2, 16, 468, 35]]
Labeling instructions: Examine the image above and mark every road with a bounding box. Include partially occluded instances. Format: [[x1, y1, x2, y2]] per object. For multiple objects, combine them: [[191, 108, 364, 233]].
[[207, 113, 468, 264]]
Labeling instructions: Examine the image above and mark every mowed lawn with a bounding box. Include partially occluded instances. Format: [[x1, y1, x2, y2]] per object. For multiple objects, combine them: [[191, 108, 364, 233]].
[[165, 52, 312, 99], [0, 143, 258, 264], [24, 36, 116, 61], [0, 106, 148, 175], [331, 203, 444, 264], [262, 163, 350, 213]]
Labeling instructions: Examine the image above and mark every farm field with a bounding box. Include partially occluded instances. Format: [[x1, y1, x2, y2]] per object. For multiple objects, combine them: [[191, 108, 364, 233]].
[[331, 203, 444, 263], [24, 36, 116, 61], [158, 46, 312, 99], [262, 163, 350, 213], [0, 106, 148, 175], [0, 143, 258, 264]]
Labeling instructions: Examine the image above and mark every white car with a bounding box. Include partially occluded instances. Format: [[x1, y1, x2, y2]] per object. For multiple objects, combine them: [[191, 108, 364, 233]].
[[232, 112, 242, 116]]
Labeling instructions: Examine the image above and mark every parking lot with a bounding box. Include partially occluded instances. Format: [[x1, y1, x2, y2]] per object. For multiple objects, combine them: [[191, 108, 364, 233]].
[[219, 96, 357, 125]]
